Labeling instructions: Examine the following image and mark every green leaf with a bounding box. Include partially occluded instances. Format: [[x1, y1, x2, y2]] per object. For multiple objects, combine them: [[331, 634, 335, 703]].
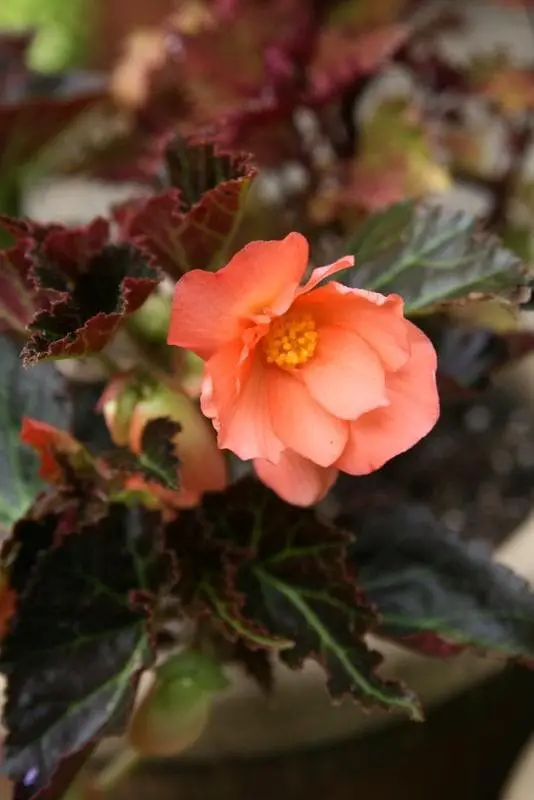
[[137, 418, 181, 490], [343, 503, 534, 659], [105, 417, 181, 494], [167, 478, 421, 719], [0, 503, 172, 799], [344, 202, 529, 312], [0, 334, 67, 535]]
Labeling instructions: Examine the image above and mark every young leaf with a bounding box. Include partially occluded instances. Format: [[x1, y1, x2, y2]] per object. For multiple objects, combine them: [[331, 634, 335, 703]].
[[20, 219, 159, 366], [344, 202, 530, 312], [107, 417, 181, 491], [116, 138, 257, 278], [135, 417, 181, 489], [0, 335, 67, 535], [344, 503, 534, 660], [0, 242, 37, 335], [0, 503, 172, 799], [167, 478, 421, 719]]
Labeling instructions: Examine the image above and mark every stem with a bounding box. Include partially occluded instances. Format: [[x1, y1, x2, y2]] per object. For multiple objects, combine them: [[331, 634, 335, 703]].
[[95, 351, 122, 376], [93, 746, 141, 793], [123, 324, 187, 395]]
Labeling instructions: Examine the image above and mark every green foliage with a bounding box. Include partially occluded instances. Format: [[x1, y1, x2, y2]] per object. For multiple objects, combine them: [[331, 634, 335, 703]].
[[345, 202, 529, 313], [0, 0, 92, 70], [0, 335, 67, 534], [1, 503, 171, 795], [168, 479, 421, 719]]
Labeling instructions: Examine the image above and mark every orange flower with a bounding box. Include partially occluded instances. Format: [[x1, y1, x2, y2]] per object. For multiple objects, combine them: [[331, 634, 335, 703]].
[[168, 233, 439, 506]]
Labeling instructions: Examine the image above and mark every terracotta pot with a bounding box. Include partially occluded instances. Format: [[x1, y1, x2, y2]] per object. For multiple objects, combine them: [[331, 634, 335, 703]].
[[500, 733, 534, 800]]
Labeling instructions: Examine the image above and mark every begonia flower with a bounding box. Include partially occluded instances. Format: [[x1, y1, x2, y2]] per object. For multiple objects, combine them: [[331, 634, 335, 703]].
[[168, 233, 439, 506]]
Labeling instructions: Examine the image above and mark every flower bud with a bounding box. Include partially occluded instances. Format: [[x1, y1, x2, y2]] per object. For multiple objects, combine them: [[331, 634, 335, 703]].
[[98, 373, 143, 447], [101, 376, 227, 507], [128, 292, 172, 346], [128, 651, 227, 757], [129, 385, 227, 506]]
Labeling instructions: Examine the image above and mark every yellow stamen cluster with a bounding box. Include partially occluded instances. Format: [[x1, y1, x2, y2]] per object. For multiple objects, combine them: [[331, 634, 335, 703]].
[[264, 312, 318, 368]]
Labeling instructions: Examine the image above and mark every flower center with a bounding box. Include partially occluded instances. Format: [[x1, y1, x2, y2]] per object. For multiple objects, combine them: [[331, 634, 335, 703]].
[[264, 312, 318, 368]]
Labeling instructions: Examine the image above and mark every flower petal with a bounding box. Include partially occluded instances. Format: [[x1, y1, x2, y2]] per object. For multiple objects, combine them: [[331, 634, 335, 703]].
[[300, 326, 387, 420], [169, 270, 245, 360], [268, 366, 348, 466], [336, 322, 439, 474], [297, 255, 354, 295], [210, 349, 284, 462], [201, 339, 247, 427], [254, 451, 338, 507], [168, 233, 309, 359], [295, 284, 409, 370]]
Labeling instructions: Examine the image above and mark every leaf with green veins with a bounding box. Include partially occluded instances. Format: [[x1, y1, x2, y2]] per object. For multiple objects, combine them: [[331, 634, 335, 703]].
[[342, 503, 534, 660], [137, 418, 181, 490], [0, 334, 68, 535], [167, 478, 421, 719], [105, 417, 181, 493], [344, 202, 530, 312], [0, 503, 172, 800]]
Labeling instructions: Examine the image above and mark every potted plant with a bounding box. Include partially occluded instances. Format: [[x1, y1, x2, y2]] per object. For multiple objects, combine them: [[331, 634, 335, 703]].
[[3, 1, 534, 799]]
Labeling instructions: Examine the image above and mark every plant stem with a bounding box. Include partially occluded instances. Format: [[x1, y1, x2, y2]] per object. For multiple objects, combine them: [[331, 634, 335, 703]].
[[93, 746, 141, 793], [95, 351, 122, 376], [123, 325, 187, 395]]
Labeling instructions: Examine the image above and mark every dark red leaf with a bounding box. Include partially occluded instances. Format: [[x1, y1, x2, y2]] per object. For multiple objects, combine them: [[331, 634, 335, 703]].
[[167, 478, 421, 719], [0, 241, 36, 334], [20, 219, 159, 366], [215, 100, 303, 166], [309, 23, 409, 102], [117, 138, 257, 277], [345, 503, 534, 663], [1, 503, 173, 799], [0, 214, 62, 243], [0, 87, 105, 171]]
